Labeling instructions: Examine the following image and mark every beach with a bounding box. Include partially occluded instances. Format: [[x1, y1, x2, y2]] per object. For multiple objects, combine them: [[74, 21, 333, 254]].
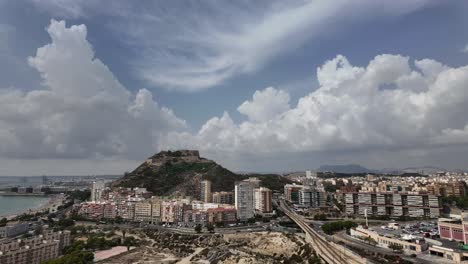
[[0, 194, 64, 219]]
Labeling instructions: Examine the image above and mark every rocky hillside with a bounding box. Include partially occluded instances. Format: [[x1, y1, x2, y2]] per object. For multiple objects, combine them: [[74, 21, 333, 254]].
[[114, 150, 292, 197]]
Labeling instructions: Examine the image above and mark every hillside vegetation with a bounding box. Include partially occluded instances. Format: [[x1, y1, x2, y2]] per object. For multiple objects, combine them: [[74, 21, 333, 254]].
[[114, 150, 291, 197]]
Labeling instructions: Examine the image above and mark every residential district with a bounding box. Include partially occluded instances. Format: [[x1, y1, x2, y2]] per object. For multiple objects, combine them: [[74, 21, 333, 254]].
[[2, 168, 468, 263]]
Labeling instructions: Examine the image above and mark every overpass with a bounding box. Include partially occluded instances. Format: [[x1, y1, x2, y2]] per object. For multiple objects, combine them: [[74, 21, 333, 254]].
[[278, 200, 371, 264]]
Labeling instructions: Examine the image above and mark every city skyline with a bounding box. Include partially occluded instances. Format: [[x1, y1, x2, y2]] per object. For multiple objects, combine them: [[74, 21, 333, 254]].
[[1, 1, 468, 175]]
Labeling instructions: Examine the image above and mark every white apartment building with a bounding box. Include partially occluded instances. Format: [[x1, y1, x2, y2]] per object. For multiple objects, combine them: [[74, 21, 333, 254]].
[[91, 181, 106, 202], [235, 179, 256, 220]]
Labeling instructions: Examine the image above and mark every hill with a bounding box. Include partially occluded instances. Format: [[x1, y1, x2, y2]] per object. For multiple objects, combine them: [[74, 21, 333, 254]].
[[317, 164, 373, 174], [113, 150, 291, 197]]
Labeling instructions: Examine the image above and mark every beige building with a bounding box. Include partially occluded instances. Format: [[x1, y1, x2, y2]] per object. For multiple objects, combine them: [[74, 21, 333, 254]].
[[351, 226, 427, 254], [200, 180, 212, 203], [135, 202, 153, 222], [151, 199, 162, 220], [212, 191, 234, 204], [0, 231, 70, 264], [134, 199, 162, 223], [254, 187, 272, 213]]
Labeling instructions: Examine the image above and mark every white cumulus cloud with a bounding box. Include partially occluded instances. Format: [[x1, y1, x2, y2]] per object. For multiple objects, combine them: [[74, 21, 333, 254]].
[[163, 54, 468, 161], [238, 87, 290, 122], [0, 20, 185, 160]]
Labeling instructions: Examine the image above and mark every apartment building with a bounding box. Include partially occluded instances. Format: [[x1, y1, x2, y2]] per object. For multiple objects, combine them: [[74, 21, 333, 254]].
[[151, 199, 162, 222], [161, 201, 185, 223], [254, 187, 272, 213], [200, 180, 212, 203], [0, 231, 70, 264], [298, 186, 326, 208], [183, 210, 208, 227], [377, 182, 412, 193], [77, 201, 116, 220], [133, 199, 162, 223], [207, 208, 237, 225], [212, 191, 234, 204], [344, 191, 442, 218], [284, 184, 304, 203], [0, 222, 29, 239], [235, 179, 256, 220], [134, 202, 152, 222], [118, 202, 136, 220], [102, 203, 117, 219], [91, 181, 106, 202], [427, 181, 467, 197]]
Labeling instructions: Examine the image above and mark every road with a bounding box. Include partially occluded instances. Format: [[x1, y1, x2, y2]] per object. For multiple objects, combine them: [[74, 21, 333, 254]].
[[278, 199, 369, 264]]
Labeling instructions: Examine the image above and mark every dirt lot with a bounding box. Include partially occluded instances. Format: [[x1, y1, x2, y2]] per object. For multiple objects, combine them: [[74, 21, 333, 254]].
[[99, 231, 320, 264]]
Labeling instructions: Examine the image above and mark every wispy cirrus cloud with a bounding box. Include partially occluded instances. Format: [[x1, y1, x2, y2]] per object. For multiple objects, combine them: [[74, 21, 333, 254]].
[[31, 0, 439, 92]]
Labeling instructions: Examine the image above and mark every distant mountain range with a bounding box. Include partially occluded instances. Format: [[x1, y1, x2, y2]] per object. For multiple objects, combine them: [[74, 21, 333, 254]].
[[316, 164, 448, 174], [317, 164, 374, 174]]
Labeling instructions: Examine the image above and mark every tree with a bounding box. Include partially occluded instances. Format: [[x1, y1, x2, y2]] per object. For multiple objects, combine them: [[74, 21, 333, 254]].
[[194, 224, 202, 233], [0, 218, 7, 227], [313, 214, 328, 221], [41, 251, 94, 264], [114, 216, 123, 224], [57, 218, 75, 229], [123, 237, 138, 251], [389, 243, 403, 252], [321, 221, 358, 235], [362, 236, 377, 246], [206, 224, 214, 233]]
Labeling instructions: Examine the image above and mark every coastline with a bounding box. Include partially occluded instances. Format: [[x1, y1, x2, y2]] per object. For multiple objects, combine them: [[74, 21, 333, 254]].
[[0, 192, 47, 197], [0, 194, 63, 220]]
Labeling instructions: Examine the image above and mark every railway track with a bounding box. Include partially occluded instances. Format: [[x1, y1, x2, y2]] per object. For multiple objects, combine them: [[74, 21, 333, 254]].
[[279, 200, 367, 264]]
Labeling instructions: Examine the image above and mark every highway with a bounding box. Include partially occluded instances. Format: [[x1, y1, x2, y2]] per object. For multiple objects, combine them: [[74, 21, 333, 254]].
[[278, 199, 370, 264]]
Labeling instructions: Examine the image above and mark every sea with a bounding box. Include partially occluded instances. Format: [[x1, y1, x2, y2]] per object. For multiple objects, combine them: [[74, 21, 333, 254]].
[[0, 195, 50, 217], [0, 175, 120, 217]]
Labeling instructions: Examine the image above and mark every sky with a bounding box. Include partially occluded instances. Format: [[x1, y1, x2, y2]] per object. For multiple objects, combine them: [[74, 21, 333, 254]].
[[1, 0, 468, 175]]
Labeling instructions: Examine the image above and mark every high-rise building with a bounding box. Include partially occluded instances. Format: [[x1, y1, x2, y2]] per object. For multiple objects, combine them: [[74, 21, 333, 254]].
[[200, 180, 212, 203], [305, 170, 317, 179], [299, 187, 326, 208], [235, 179, 256, 220], [344, 191, 442, 218], [91, 181, 105, 202], [254, 187, 272, 213], [212, 191, 234, 204]]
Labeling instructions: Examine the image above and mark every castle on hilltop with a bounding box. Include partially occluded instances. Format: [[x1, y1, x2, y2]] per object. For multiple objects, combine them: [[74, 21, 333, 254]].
[[145, 150, 210, 166]]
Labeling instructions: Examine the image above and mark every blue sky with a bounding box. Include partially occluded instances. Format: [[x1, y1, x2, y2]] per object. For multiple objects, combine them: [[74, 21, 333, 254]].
[[1, 0, 468, 175]]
